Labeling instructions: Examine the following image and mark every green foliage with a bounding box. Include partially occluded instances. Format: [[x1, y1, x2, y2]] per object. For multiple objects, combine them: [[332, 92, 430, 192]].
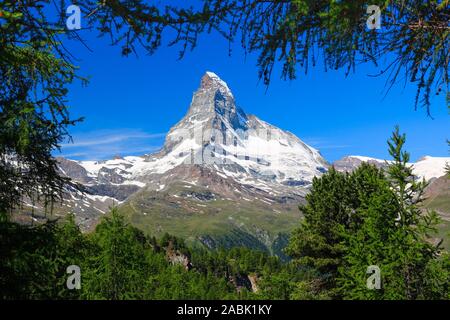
[[1, 146, 448, 300], [0, 208, 298, 300], [256, 270, 295, 300], [81, 208, 149, 299], [0, 0, 84, 215], [287, 127, 449, 299], [419, 252, 450, 299], [285, 163, 387, 297], [61, 0, 447, 112], [337, 126, 443, 299], [0, 215, 86, 299]]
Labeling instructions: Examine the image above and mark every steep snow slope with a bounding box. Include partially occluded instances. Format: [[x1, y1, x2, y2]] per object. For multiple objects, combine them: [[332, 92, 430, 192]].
[[413, 156, 449, 180]]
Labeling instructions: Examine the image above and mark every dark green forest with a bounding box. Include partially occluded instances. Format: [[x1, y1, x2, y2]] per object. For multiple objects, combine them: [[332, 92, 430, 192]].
[[0, 208, 297, 299]]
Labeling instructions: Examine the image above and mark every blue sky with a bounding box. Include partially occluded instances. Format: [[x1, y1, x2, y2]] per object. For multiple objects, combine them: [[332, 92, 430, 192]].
[[58, 13, 448, 163]]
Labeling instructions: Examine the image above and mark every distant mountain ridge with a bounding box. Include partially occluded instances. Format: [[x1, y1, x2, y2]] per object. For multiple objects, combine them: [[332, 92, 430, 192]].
[[332, 155, 449, 181]]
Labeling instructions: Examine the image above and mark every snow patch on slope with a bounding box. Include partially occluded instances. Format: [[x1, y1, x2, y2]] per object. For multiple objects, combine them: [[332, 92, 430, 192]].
[[346, 155, 449, 180], [413, 156, 449, 180]]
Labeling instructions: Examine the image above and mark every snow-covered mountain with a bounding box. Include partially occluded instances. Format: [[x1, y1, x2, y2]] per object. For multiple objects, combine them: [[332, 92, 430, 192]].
[[333, 155, 449, 181], [77, 72, 326, 188], [53, 72, 327, 231], [412, 156, 450, 181], [65, 73, 327, 192]]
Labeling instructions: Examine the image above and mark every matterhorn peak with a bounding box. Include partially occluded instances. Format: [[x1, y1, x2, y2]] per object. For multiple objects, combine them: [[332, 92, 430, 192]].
[[199, 71, 234, 98], [160, 71, 326, 185], [172, 71, 243, 131]]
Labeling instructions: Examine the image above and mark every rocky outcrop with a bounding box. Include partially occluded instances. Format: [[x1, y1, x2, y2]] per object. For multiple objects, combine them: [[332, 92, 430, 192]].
[[167, 250, 192, 271], [97, 167, 128, 184], [332, 156, 387, 173], [57, 157, 92, 184], [248, 274, 259, 293], [84, 184, 140, 202], [228, 274, 259, 293], [423, 174, 450, 220]]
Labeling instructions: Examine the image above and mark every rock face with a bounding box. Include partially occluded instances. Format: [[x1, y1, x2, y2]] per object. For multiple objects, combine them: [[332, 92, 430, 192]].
[[248, 274, 259, 293], [423, 175, 450, 219], [56, 157, 93, 184], [332, 156, 387, 173], [167, 250, 192, 271]]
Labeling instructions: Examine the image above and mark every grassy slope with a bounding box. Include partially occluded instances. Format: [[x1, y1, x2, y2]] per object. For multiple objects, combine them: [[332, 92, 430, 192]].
[[423, 175, 450, 251], [118, 177, 450, 254], [118, 182, 301, 255], [14, 176, 448, 255]]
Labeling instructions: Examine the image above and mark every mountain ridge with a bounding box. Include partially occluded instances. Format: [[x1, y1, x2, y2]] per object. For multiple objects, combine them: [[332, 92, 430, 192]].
[[333, 155, 449, 181]]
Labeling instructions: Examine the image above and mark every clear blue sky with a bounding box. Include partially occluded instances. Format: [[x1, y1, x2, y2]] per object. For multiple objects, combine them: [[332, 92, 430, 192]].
[[58, 15, 449, 163]]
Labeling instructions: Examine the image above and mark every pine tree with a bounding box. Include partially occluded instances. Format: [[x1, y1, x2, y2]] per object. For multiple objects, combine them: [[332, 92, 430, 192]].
[[81, 208, 148, 300], [286, 163, 386, 297], [337, 127, 446, 299], [286, 168, 351, 274], [287, 127, 449, 299]]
